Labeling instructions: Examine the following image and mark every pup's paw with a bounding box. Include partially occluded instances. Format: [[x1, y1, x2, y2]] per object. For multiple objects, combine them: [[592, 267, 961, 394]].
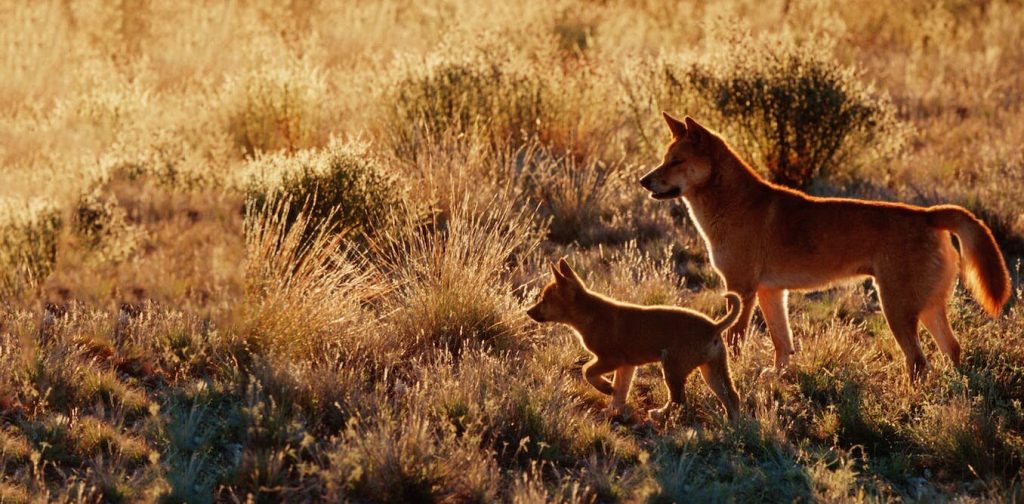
[[757, 365, 788, 381], [647, 405, 674, 424], [604, 403, 626, 419]]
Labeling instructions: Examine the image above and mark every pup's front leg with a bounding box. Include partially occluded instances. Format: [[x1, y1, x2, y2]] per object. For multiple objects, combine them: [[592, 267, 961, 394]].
[[606, 365, 636, 417], [583, 357, 616, 395]]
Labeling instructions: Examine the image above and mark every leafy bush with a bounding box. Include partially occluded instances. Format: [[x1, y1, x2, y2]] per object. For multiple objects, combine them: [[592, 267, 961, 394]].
[[387, 50, 547, 159], [652, 35, 906, 189], [244, 142, 401, 238]]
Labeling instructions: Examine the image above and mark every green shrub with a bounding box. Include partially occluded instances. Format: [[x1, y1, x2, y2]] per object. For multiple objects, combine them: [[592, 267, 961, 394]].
[[653, 34, 906, 189], [244, 142, 401, 239], [523, 152, 627, 245], [387, 51, 547, 159]]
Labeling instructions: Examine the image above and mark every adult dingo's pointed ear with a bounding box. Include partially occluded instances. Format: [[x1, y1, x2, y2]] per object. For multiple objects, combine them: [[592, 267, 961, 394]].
[[557, 257, 583, 286], [684, 116, 708, 148], [550, 262, 564, 280], [663, 111, 687, 139]]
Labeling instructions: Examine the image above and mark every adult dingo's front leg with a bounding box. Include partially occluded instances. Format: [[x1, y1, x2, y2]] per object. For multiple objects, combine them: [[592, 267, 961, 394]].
[[758, 287, 796, 369]]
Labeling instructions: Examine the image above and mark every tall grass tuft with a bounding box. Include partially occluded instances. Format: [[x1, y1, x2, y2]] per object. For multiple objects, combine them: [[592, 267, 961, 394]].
[[374, 195, 541, 356], [239, 196, 381, 360]]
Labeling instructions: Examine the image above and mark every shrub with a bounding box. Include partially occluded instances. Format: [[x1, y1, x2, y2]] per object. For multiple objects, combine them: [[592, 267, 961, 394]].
[[416, 349, 636, 470], [0, 200, 62, 296], [224, 58, 328, 156], [244, 142, 401, 239], [387, 49, 547, 159], [651, 34, 906, 189]]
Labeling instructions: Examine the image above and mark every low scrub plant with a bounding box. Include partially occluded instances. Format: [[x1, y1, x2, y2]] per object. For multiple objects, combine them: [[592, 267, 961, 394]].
[[386, 47, 547, 159], [243, 141, 401, 239], [223, 57, 328, 156], [633, 33, 907, 189]]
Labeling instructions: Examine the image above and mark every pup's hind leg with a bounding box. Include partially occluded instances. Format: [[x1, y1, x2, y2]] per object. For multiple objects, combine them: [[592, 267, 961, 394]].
[[607, 366, 636, 417], [758, 287, 795, 369], [649, 353, 696, 423], [699, 345, 741, 421], [583, 357, 616, 395]]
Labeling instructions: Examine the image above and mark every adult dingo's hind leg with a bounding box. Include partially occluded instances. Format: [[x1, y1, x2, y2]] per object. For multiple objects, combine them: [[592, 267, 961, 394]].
[[874, 253, 951, 382], [877, 292, 927, 382], [919, 236, 962, 366], [921, 304, 961, 366]]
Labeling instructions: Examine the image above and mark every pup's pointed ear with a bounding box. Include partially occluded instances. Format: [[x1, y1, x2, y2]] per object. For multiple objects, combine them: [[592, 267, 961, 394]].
[[557, 257, 583, 286], [663, 111, 687, 139], [683, 116, 708, 149]]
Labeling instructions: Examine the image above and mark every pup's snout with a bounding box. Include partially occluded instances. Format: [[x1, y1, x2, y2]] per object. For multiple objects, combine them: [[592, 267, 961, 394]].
[[639, 174, 654, 190]]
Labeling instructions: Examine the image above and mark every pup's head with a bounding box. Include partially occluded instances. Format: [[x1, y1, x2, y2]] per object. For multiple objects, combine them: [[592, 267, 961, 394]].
[[526, 258, 586, 324], [639, 112, 718, 199]]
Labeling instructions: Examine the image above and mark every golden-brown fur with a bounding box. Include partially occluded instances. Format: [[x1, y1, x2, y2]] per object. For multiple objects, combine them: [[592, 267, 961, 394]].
[[639, 112, 1012, 381], [526, 258, 743, 422]]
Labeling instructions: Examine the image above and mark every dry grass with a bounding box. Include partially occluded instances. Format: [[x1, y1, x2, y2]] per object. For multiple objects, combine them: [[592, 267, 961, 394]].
[[1, 0, 1023, 501]]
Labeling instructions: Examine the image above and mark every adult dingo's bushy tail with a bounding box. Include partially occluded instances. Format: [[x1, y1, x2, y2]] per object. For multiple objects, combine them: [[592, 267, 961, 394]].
[[929, 205, 1012, 316], [716, 292, 743, 333]]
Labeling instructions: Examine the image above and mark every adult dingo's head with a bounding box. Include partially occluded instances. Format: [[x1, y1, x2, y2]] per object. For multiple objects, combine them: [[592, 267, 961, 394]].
[[639, 112, 719, 199]]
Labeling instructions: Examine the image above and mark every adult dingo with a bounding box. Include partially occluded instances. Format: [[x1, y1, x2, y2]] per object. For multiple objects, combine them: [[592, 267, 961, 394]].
[[639, 113, 1011, 381]]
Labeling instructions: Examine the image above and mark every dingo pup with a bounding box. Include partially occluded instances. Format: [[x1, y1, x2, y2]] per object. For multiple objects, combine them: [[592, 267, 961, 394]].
[[640, 112, 1012, 381], [526, 258, 743, 422]]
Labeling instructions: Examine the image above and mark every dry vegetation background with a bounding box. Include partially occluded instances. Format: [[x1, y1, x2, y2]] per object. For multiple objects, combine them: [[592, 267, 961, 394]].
[[1, 0, 1023, 502]]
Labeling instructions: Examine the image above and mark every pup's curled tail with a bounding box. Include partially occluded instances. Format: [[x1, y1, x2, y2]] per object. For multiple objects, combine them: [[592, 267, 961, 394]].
[[715, 292, 743, 333], [928, 205, 1011, 316]]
